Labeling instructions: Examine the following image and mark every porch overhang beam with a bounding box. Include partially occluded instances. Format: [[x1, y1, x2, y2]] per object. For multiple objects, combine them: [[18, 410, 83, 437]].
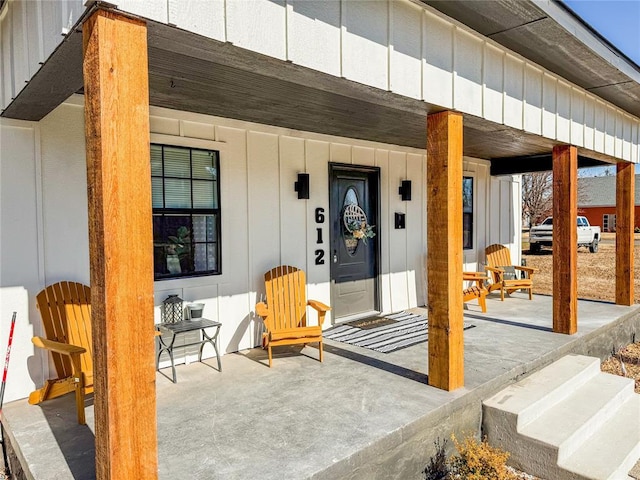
[[552, 145, 578, 335], [490, 154, 609, 176], [426, 110, 464, 391], [0, 27, 84, 120], [83, 9, 158, 479], [616, 162, 635, 305]]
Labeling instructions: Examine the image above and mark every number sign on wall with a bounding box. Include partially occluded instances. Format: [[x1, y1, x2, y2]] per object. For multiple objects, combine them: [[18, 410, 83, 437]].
[[314, 207, 325, 265]]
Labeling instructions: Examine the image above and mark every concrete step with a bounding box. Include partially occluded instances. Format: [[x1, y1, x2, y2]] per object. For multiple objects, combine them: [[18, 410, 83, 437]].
[[559, 395, 640, 480], [483, 354, 601, 430], [519, 372, 634, 461], [483, 354, 640, 480]]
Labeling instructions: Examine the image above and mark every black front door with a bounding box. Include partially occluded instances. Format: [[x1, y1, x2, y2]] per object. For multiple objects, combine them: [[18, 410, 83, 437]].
[[329, 164, 379, 320]]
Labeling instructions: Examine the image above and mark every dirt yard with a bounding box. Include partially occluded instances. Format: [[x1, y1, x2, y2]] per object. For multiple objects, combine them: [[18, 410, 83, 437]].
[[522, 232, 640, 303]]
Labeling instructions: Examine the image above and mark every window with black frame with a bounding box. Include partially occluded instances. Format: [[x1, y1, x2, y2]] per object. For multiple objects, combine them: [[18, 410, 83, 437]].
[[151, 144, 221, 279], [463, 176, 473, 249]]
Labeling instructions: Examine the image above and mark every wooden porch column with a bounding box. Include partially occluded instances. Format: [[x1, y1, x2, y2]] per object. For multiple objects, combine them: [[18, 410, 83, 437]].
[[426, 111, 464, 391], [83, 10, 157, 480], [552, 145, 578, 334], [616, 162, 635, 305]]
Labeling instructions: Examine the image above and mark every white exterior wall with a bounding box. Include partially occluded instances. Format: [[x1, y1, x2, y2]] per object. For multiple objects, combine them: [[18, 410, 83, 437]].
[[1, 0, 639, 163], [0, 119, 42, 405], [0, 98, 516, 401]]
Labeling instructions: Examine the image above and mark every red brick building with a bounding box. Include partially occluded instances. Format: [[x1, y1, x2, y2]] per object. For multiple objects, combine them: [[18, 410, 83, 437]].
[[579, 174, 640, 231]]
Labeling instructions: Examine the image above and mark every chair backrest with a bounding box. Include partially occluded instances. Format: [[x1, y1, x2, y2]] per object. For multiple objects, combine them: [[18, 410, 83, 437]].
[[263, 265, 308, 331], [485, 244, 513, 283], [485, 244, 513, 268], [36, 282, 93, 381]]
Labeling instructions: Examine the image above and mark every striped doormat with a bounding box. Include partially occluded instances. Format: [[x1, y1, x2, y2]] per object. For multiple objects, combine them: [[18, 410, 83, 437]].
[[324, 311, 474, 353]]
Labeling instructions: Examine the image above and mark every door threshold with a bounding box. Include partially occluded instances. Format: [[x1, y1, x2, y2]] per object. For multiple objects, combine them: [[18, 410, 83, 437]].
[[333, 310, 381, 325]]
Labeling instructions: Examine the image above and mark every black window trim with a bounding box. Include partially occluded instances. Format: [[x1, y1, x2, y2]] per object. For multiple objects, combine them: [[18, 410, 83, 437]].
[[151, 142, 222, 280]]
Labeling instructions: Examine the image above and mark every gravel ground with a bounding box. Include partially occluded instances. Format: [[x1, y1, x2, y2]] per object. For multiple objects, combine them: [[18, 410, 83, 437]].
[[507, 466, 541, 479]]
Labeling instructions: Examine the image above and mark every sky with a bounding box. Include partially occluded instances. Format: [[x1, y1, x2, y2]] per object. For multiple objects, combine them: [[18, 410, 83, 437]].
[[562, 0, 640, 175]]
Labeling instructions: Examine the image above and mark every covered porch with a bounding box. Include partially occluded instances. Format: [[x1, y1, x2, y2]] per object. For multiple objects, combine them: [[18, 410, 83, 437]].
[[3, 294, 640, 480], [1, 4, 637, 478]]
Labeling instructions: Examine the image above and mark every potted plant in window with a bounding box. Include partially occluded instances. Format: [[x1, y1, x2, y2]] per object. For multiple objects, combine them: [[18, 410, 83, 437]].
[[166, 226, 191, 274]]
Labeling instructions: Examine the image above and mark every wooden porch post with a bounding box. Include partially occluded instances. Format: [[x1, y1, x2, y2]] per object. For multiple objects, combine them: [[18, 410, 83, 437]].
[[552, 145, 577, 334], [616, 162, 635, 305], [426, 111, 464, 391], [83, 10, 158, 480]]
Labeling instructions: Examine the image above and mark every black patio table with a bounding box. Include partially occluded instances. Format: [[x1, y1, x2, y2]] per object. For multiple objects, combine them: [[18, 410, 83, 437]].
[[155, 318, 222, 383]]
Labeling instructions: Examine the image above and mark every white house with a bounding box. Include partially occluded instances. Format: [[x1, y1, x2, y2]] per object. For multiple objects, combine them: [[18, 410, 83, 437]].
[[1, 0, 638, 475]]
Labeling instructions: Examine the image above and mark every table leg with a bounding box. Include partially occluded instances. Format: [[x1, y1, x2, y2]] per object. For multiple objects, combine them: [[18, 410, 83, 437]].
[[156, 329, 178, 383], [200, 325, 222, 372]]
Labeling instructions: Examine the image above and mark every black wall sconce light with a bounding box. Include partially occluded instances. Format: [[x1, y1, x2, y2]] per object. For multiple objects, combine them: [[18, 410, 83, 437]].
[[294, 173, 310, 199], [399, 180, 412, 201]]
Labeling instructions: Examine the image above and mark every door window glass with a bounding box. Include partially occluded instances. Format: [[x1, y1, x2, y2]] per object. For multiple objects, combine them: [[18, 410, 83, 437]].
[[342, 187, 361, 255]]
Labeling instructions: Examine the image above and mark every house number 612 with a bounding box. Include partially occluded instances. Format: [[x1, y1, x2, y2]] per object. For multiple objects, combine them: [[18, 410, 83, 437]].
[[314, 208, 325, 265]]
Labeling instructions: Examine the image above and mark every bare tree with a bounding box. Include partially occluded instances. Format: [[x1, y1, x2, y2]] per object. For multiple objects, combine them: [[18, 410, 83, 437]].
[[522, 172, 552, 228], [522, 171, 592, 228]]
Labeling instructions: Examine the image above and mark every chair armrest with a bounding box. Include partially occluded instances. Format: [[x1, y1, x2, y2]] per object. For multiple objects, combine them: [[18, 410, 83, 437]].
[[485, 266, 504, 282], [485, 266, 504, 273], [256, 302, 275, 332], [463, 272, 488, 289], [514, 266, 538, 274], [307, 300, 331, 313], [307, 299, 330, 327], [256, 302, 270, 318], [32, 336, 86, 356], [463, 272, 488, 280]]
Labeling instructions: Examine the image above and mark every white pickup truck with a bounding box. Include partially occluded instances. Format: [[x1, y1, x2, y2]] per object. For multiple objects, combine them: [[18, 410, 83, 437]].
[[529, 216, 601, 253]]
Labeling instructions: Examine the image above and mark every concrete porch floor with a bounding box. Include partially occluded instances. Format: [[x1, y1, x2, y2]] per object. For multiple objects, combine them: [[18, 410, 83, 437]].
[[3, 293, 640, 480]]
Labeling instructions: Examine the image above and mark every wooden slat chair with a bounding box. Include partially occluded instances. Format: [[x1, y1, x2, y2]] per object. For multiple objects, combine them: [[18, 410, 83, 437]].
[[29, 281, 93, 425], [256, 265, 330, 368], [485, 244, 538, 301], [463, 271, 488, 312]]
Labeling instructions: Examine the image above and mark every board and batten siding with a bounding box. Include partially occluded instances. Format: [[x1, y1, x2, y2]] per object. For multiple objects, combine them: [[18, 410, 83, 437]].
[[0, 97, 515, 400], [147, 103, 430, 357], [0, 118, 43, 405], [1, 0, 639, 164]]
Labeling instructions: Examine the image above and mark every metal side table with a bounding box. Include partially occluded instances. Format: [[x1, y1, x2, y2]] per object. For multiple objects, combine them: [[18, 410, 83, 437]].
[[155, 318, 222, 383]]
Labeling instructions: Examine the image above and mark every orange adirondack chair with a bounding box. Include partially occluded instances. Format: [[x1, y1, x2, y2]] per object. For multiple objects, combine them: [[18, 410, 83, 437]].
[[463, 271, 488, 312], [485, 244, 537, 301], [256, 265, 330, 368], [29, 281, 93, 424]]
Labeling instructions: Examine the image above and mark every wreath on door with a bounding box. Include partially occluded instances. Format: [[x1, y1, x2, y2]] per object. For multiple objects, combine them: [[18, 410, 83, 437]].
[[343, 204, 375, 244]]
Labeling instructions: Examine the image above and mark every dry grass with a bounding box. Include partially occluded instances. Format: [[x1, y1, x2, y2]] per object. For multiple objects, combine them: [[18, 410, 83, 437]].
[[522, 236, 640, 303], [449, 435, 519, 480], [601, 342, 640, 393], [424, 436, 540, 480], [522, 233, 640, 394]]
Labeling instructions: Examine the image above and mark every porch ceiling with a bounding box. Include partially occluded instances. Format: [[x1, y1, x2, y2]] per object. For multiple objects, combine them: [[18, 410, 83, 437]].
[[0, 17, 610, 172]]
